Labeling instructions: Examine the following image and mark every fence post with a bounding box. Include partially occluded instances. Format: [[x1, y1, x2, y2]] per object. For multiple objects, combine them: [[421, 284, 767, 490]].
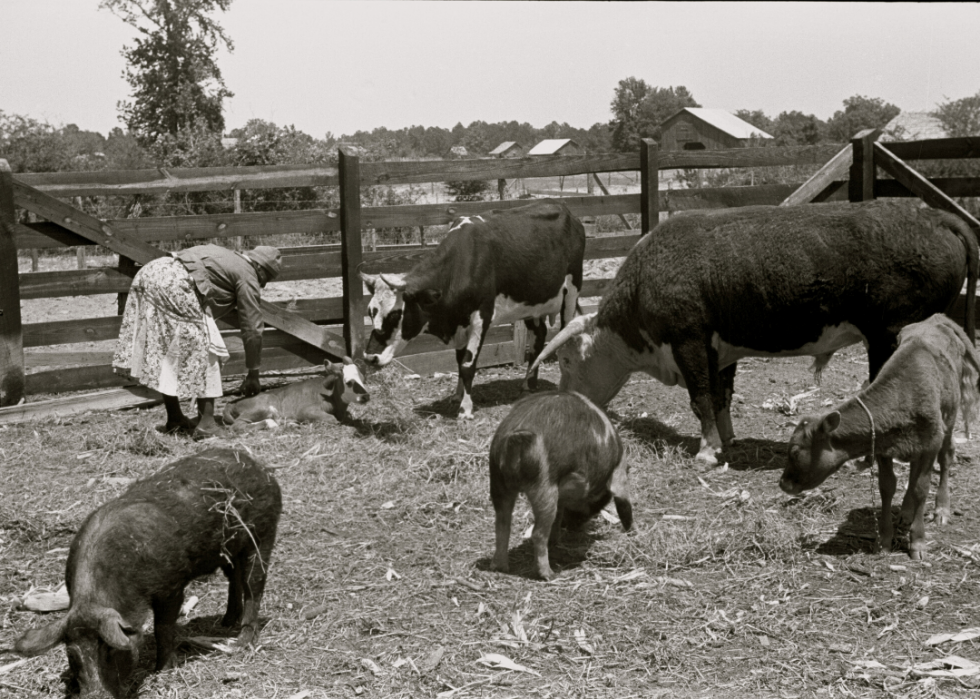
[[640, 138, 660, 235], [849, 128, 878, 202], [498, 179, 506, 200], [0, 159, 25, 406], [339, 147, 365, 360]]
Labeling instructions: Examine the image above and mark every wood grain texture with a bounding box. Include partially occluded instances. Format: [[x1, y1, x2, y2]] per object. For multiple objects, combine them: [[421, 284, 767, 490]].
[[0, 160, 25, 405], [780, 144, 852, 206], [0, 385, 163, 425], [639, 139, 659, 235]]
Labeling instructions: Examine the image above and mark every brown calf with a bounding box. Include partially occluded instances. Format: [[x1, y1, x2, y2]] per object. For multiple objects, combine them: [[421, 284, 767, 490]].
[[780, 314, 980, 559], [222, 358, 368, 430]]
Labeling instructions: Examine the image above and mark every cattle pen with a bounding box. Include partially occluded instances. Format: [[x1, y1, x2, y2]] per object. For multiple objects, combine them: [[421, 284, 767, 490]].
[[2, 132, 980, 423]]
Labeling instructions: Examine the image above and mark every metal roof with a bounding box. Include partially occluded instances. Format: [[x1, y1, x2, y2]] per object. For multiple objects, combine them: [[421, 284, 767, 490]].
[[881, 112, 947, 141], [675, 109, 773, 140], [489, 141, 521, 155], [528, 139, 578, 155]]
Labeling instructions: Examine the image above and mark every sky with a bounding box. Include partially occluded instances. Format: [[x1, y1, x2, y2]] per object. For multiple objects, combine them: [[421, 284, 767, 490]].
[[3, 1, 979, 140]]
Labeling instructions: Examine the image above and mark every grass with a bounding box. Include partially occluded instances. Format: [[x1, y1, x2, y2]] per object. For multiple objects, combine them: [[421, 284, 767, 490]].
[[2, 347, 980, 698]]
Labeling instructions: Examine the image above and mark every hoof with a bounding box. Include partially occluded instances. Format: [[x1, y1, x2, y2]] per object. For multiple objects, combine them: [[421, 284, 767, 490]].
[[490, 558, 509, 574], [694, 449, 720, 468], [909, 547, 926, 561], [458, 411, 475, 421], [934, 509, 951, 527], [536, 567, 556, 582]]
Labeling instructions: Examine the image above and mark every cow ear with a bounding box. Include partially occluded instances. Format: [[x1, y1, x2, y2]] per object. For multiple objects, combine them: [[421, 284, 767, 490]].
[[819, 411, 841, 434], [415, 288, 442, 307], [97, 609, 137, 650], [359, 272, 378, 293]]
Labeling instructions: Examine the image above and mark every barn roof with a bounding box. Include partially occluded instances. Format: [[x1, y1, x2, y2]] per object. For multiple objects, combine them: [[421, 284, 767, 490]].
[[528, 138, 579, 155], [489, 141, 521, 155], [881, 112, 947, 141], [672, 108, 773, 140]]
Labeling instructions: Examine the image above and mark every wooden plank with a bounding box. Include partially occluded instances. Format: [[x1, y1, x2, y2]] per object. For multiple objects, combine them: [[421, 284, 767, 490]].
[[0, 159, 25, 406], [339, 149, 365, 359], [873, 142, 980, 230], [13, 145, 846, 198], [849, 128, 880, 202], [639, 139, 659, 234], [884, 137, 980, 162], [0, 385, 163, 425], [876, 177, 980, 198], [780, 144, 852, 206], [19, 267, 137, 299]]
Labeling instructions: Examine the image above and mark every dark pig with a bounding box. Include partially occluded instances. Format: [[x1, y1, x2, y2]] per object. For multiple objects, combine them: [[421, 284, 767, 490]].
[[489, 391, 633, 580], [14, 447, 282, 698]]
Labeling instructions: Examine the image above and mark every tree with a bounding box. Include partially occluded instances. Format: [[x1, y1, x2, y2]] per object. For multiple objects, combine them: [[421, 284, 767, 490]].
[[771, 111, 824, 146], [609, 79, 700, 151], [932, 90, 980, 137], [825, 95, 900, 143], [101, 0, 234, 146], [734, 109, 774, 135]]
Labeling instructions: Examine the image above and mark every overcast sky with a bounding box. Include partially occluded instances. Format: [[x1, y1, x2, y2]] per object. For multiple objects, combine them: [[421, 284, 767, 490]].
[[3, 1, 978, 139]]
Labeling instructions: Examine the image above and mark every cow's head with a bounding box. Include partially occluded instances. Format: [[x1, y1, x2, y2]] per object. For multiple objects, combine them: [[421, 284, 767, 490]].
[[324, 357, 370, 405], [16, 606, 139, 699], [779, 411, 849, 495], [360, 272, 439, 366], [527, 313, 633, 407]]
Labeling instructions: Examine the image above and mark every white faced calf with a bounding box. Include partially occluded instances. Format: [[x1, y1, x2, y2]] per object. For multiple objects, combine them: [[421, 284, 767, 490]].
[[489, 391, 633, 580], [780, 314, 980, 559]]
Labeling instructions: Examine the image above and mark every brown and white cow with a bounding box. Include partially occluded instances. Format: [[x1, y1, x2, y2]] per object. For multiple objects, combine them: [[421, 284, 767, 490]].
[[360, 200, 585, 418], [780, 313, 980, 558], [529, 200, 978, 465]]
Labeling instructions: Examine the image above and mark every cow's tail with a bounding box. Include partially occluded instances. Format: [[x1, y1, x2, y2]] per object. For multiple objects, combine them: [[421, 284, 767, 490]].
[[953, 215, 978, 346]]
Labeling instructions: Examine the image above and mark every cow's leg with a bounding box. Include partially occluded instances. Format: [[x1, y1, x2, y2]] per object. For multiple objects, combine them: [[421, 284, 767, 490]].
[[561, 277, 581, 327], [934, 427, 954, 526], [906, 451, 939, 560], [453, 309, 491, 420], [295, 405, 334, 424], [671, 338, 722, 465], [521, 318, 549, 394], [877, 456, 897, 553], [717, 362, 737, 446], [866, 332, 899, 382]]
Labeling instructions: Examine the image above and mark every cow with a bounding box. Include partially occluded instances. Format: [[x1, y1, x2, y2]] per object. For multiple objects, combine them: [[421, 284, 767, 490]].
[[489, 390, 633, 580], [359, 200, 585, 419], [528, 200, 978, 466], [221, 358, 368, 430], [779, 314, 980, 558]]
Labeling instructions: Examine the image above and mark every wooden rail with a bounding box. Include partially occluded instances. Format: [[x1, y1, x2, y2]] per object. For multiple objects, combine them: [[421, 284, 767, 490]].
[[4, 135, 980, 416]]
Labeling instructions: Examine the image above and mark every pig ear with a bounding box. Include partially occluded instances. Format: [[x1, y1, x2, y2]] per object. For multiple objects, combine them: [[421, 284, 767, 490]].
[[819, 411, 842, 434], [97, 609, 137, 650], [15, 616, 69, 656]]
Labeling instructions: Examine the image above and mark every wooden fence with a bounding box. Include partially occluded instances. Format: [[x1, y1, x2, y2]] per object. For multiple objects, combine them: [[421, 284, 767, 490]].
[[2, 134, 980, 421]]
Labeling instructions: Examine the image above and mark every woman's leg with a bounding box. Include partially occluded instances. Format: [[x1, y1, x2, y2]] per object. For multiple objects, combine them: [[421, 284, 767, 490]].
[[194, 398, 219, 438], [160, 395, 195, 433]]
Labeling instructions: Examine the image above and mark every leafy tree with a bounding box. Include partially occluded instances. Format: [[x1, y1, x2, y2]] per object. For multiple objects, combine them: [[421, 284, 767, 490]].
[[445, 179, 491, 202], [734, 109, 774, 135], [609, 79, 700, 151], [825, 95, 900, 143], [932, 90, 980, 137], [772, 111, 825, 146], [101, 0, 234, 146]]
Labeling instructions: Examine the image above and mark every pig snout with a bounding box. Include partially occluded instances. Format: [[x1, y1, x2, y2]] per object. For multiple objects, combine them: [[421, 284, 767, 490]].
[[779, 473, 804, 496]]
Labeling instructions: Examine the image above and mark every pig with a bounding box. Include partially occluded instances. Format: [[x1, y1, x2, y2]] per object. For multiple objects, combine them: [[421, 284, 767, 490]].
[[489, 390, 633, 580], [221, 357, 368, 430], [14, 447, 282, 698], [780, 314, 980, 559]]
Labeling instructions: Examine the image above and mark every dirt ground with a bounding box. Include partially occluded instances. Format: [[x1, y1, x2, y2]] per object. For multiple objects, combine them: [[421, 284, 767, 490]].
[[2, 335, 980, 698]]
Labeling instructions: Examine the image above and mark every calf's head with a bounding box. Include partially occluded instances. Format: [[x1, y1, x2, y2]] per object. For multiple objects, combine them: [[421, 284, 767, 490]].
[[779, 411, 849, 495], [324, 357, 370, 408], [360, 272, 440, 366], [16, 607, 139, 698]]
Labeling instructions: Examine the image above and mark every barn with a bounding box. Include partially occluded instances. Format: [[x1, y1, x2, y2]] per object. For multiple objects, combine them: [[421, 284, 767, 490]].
[[659, 108, 772, 151], [489, 141, 526, 158], [881, 111, 948, 141], [528, 138, 582, 156]]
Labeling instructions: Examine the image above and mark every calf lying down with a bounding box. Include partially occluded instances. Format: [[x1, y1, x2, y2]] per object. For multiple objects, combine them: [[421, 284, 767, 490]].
[[15, 447, 282, 699], [490, 391, 633, 580], [780, 314, 980, 559], [222, 358, 368, 430]]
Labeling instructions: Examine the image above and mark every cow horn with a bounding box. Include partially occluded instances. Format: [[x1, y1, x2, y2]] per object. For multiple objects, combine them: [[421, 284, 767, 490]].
[[380, 273, 408, 291], [526, 313, 596, 376]]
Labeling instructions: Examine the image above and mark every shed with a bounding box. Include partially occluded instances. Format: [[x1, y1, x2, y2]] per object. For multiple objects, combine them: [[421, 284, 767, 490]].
[[528, 139, 582, 156], [881, 112, 947, 141], [659, 108, 772, 151], [489, 141, 526, 158]]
